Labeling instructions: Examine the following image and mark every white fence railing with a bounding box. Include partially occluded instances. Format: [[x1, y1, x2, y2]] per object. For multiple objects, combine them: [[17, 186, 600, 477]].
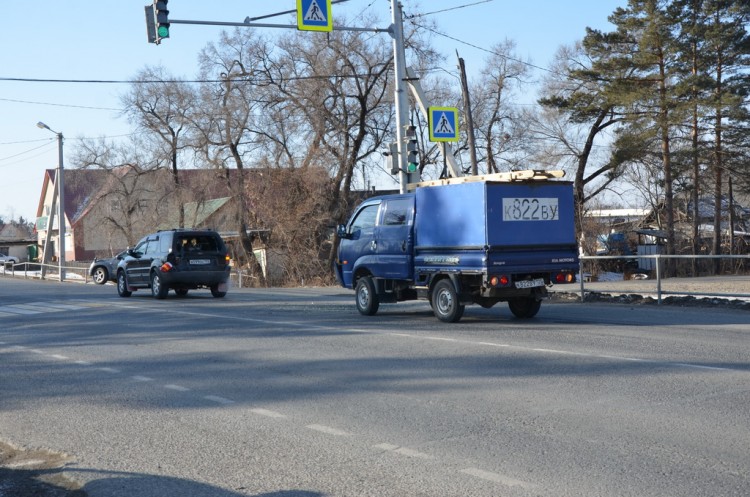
[[1, 261, 91, 284], [579, 254, 750, 304]]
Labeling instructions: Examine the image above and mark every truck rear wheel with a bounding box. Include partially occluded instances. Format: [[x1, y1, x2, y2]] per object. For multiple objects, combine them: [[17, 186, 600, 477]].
[[355, 276, 379, 316], [508, 297, 541, 318], [431, 279, 465, 323]]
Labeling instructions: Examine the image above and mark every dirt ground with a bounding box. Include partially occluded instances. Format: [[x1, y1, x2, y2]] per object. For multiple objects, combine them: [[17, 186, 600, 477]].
[[0, 440, 86, 497]]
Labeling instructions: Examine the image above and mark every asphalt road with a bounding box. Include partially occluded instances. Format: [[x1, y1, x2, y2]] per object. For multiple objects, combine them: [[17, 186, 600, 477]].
[[1, 278, 749, 497]]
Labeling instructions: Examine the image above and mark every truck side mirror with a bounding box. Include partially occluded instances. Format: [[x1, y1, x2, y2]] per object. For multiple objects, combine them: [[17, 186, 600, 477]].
[[337, 224, 351, 239]]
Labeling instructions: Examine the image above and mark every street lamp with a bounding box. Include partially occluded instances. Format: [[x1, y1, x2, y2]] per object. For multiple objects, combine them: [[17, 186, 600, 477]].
[[37, 121, 66, 282]]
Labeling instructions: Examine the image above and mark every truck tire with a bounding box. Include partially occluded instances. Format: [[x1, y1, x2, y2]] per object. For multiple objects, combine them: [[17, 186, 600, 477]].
[[431, 279, 465, 323], [508, 297, 541, 318], [355, 276, 379, 316]]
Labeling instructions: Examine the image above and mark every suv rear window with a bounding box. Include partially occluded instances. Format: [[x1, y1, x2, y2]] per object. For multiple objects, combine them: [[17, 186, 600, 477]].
[[176, 234, 222, 253]]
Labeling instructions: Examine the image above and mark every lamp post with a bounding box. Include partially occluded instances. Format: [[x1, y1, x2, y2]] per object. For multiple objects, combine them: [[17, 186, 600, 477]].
[[37, 121, 65, 282]]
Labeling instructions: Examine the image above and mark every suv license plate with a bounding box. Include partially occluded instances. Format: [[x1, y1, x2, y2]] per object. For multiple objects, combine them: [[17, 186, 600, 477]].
[[514, 278, 545, 289], [189, 259, 211, 265]]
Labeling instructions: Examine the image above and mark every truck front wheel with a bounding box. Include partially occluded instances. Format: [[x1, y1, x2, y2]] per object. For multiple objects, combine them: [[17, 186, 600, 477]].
[[431, 279, 465, 323], [508, 297, 541, 318], [355, 276, 379, 316]]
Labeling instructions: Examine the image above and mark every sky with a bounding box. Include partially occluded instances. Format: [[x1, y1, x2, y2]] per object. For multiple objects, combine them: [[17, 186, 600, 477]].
[[0, 0, 625, 223]]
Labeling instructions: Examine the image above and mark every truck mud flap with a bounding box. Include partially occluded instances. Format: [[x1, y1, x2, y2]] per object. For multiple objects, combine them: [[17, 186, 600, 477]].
[[374, 279, 398, 303]]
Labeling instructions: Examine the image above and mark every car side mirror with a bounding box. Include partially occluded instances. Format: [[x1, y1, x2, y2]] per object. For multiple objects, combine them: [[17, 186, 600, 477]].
[[337, 224, 351, 240]]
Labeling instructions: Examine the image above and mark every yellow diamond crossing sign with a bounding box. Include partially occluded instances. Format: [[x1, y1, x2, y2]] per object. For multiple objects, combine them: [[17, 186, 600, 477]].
[[297, 0, 333, 32]]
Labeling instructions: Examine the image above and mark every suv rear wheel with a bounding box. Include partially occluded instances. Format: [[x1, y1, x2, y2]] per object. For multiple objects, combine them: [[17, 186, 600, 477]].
[[117, 271, 131, 297], [151, 271, 169, 299], [210, 285, 226, 298]]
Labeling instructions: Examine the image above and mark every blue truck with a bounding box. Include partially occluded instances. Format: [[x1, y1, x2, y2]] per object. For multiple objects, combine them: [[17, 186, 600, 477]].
[[334, 171, 579, 322]]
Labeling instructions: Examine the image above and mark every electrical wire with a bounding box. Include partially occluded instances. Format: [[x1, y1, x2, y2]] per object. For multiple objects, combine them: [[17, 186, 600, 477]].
[[406, 0, 495, 19], [0, 140, 56, 163], [0, 97, 121, 112], [0, 138, 55, 166]]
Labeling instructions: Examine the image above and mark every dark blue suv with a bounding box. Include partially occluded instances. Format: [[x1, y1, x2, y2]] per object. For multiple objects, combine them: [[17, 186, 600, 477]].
[[116, 229, 230, 299]]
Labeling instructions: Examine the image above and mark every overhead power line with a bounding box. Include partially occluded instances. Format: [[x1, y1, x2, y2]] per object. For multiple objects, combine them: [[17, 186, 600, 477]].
[[0, 140, 56, 163], [406, 0, 495, 19], [0, 97, 121, 112]]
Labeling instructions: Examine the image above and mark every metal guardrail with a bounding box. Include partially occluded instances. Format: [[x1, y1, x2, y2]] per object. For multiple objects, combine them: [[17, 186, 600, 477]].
[[1, 261, 91, 284], [578, 254, 750, 304]]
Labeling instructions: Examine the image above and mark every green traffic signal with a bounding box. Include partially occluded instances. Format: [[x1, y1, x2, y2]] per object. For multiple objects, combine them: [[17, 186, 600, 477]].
[[157, 25, 170, 38]]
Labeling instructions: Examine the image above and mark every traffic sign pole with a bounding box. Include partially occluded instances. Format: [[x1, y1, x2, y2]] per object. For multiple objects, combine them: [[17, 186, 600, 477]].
[[390, 1, 412, 193]]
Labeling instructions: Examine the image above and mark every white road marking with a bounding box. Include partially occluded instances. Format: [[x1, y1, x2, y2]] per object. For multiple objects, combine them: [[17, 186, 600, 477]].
[[390, 333, 742, 373], [131, 375, 154, 382], [460, 467, 535, 488], [75, 360, 92, 366], [98, 367, 120, 373], [204, 395, 235, 405], [0, 305, 43, 315], [373, 443, 434, 460], [164, 384, 190, 392], [306, 424, 351, 436], [49, 354, 68, 360], [31, 302, 86, 311], [251, 408, 287, 419]]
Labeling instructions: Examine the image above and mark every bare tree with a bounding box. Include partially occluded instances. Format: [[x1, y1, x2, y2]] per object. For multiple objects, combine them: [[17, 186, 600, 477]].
[[470, 40, 533, 174], [120, 65, 197, 228]]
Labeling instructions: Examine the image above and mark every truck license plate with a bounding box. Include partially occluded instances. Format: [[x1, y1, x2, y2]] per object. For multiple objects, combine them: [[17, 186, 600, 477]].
[[502, 198, 559, 221], [189, 259, 211, 265], [514, 278, 545, 289]]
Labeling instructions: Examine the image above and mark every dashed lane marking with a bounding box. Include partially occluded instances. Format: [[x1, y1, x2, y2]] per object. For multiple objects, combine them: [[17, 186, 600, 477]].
[[164, 384, 190, 392], [374, 443, 435, 460], [204, 395, 235, 405], [306, 424, 351, 436], [250, 408, 287, 419], [390, 333, 741, 373], [97, 367, 120, 373], [460, 467, 535, 489], [0, 342, 540, 490]]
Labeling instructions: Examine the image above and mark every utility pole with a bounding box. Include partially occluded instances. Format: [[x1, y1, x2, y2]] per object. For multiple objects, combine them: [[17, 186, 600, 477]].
[[457, 52, 478, 176], [37, 122, 65, 282], [390, 0, 411, 193]]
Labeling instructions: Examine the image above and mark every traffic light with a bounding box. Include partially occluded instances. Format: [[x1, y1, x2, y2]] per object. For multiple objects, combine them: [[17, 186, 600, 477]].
[[145, 0, 169, 44], [406, 125, 418, 173], [155, 1, 170, 39]]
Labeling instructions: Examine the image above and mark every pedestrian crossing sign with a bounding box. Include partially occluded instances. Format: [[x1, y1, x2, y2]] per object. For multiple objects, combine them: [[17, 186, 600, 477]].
[[297, 0, 333, 32], [428, 107, 459, 142]]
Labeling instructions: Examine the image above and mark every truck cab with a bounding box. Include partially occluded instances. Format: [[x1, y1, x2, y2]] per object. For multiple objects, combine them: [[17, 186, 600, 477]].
[[336, 194, 415, 289]]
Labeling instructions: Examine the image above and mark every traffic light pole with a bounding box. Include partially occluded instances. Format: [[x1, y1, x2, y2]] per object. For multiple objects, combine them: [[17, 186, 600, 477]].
[[390, 1, 411, 194], [151, 0, 415, 193]]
